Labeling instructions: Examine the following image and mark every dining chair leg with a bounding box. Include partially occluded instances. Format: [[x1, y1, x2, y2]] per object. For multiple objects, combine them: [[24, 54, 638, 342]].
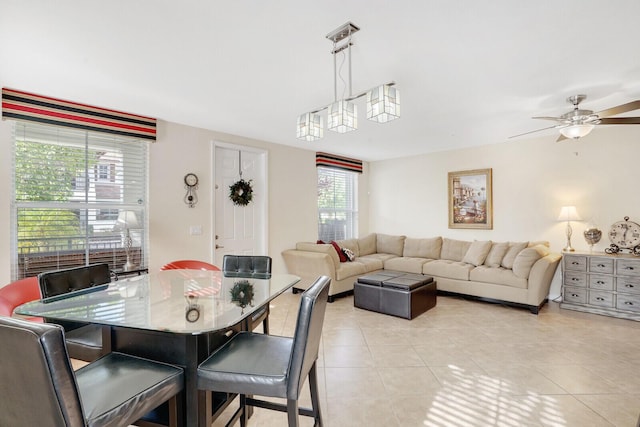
[[286, 399, 300, 427], [308, 363, 323, 426], [262, 316, 269, 334]]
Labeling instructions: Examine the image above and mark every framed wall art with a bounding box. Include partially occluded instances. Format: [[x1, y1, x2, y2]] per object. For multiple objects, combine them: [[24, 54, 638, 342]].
[[448, 168, 493, 229]]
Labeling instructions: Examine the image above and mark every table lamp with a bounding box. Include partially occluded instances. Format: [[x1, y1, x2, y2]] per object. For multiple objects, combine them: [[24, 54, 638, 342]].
[[558, 206, 581, 252], [115, 211, 140, 271]]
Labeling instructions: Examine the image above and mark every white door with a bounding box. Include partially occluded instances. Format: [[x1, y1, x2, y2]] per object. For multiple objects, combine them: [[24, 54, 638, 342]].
[[214, 144, 267, 266]]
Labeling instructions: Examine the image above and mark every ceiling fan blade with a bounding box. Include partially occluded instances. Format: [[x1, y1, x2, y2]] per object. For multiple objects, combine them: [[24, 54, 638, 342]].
[[556, 134, 568, 142], [532, 116, 565, 122], [598, 117, 640, 125], [509, 125, 559, 139], [596, 100, 640, 118]]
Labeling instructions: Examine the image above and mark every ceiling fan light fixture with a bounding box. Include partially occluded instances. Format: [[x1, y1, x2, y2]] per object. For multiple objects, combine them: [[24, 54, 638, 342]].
[[560, 123, 595, 139], [367, 84, 400, 123], [296, 112, 324, 141], [328, 100, 357, 133]]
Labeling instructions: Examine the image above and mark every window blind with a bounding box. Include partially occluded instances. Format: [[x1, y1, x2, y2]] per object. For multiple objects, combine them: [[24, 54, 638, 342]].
[[12, 121, 149, 279], [317, 166, 358, 242]]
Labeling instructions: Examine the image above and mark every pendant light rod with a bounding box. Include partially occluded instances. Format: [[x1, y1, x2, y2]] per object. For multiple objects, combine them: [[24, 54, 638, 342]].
[[305, 81, 397, 115]]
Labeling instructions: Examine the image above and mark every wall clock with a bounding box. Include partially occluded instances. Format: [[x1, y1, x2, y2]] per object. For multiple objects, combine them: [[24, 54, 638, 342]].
[[184, 173, 199, 208], [605, 216, 640, 256]]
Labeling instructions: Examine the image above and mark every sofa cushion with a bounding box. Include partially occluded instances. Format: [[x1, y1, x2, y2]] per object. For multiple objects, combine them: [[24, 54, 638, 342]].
[[336, 238, 360, 257], [500, 241, 529, 269], [353, 256, 384, 272], [440, 238, 472, 262], [403, 237, 442, 259], [358, 234, 377, 256], [512, 245, 550, 279], [376, 234, 406, 257], [336, 262, 367, 281], [462, 240, 492, 266], [484, 242, 509, 268], [469, 266, 528, 289], [423, 260, 473, 280], [384, 257, 431, 274], [296, 242, 340, 267]]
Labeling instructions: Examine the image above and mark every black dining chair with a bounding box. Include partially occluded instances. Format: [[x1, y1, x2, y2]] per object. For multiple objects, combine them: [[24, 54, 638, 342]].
[[223, 255, 273, 333], [0, 315, 184, 427], [38, 263, 112, 362], [197, 275, 330, 427]]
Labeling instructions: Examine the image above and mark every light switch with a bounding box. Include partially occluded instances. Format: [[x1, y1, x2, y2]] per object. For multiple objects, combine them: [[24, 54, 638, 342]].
[[189, 225, 202, 235]]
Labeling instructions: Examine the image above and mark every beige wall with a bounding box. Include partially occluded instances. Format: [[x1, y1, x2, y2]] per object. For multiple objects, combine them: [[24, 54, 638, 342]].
[[368, 125, 640, 296], [0, 117, 370, 283]]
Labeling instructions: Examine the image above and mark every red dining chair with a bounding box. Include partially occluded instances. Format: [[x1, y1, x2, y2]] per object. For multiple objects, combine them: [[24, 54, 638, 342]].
[[161, 259, 220, 271], [0, 277, 42, 321]]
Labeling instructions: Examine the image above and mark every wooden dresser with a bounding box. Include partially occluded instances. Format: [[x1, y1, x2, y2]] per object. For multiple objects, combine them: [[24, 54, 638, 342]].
[[561, 252, 640, 320]]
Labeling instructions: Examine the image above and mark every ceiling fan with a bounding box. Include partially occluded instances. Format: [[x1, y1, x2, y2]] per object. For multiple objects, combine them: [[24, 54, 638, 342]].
[[511, 94, 640, 141]]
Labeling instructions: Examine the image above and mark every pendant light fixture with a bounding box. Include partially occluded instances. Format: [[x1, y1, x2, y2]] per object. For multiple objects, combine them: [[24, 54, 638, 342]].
[[296, 22, 400, 141]]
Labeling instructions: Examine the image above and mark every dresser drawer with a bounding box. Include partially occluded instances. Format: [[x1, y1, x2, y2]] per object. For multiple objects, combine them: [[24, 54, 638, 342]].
[[616, 259, 640, 277], [564, 286, 587, 304], [589, 257, 614, 274], [616, 293, 640, 313], [616, 276, 640, 294], [589, 274, 614, 291], [564, 271, 587, 287], [564, 256, 587, 272], [588, 290, 614, 308]]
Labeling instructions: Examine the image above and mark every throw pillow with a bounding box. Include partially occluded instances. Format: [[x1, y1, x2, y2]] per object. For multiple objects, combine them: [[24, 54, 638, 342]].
[[330, 241, 348, 262], [342, 247, 355, 261], [462, 240, 492, 266], [500, 241, 529, 269], [484, 242, 509, 268], [512, 245, 550, 278]]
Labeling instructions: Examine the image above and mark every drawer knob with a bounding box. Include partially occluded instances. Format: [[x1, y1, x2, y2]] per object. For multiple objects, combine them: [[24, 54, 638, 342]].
[[571, 293, 579, 297], [625, 267, 635, 271], [625, 284, 635, 289], [571, 261, 579, 265], [597, 264, 606, 268], [596, 281, 605, 285], [596, 297, 605, 301], [625, 301, 635, 306], [572, 278, 579, 281]]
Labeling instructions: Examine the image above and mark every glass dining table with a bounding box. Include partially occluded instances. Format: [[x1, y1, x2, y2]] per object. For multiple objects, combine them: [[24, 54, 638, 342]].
[[15, 269, 300, 427]]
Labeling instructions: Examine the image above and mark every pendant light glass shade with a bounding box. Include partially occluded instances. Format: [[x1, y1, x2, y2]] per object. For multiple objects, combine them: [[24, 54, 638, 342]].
[[328, 100, 357, 133], [367, 84, 400, 123], [296, 112, 324, 141], [560, 123, 594, 139]]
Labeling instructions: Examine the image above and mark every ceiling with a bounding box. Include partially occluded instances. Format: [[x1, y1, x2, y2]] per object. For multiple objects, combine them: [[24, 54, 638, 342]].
[[1, 1, 640, 161]]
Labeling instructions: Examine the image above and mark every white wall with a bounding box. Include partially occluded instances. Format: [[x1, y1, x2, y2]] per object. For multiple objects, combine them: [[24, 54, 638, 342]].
[[0, 117, 370, 283], [368, 125, 640, 297]]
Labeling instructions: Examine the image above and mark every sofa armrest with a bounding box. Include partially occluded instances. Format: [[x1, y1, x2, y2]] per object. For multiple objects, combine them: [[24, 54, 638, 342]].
[[527, 253, 562, 304], [282, 249, 337, 283]]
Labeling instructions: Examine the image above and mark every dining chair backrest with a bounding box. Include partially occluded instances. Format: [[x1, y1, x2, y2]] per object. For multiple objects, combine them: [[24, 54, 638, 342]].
[[161, 260, 220, 271], [0, 277, 41, 317], [0, 316, 85, 425], [38, 263, 111, 299], [222, 255, 272, 279], [286, 275, 330, 399]]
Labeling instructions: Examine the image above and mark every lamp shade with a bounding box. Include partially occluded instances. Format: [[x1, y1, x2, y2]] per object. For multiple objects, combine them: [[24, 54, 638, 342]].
[[557, 206, 581, 222], [327, 100, 357, 133], [115, 210, 140, 230], [367, 84, 400, 123], [560, 124, 594, 139], [296, 112, 323, 141]]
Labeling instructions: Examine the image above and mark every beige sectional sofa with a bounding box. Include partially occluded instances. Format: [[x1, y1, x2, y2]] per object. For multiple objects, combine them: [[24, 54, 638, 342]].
[[282, 233, 561, 313]]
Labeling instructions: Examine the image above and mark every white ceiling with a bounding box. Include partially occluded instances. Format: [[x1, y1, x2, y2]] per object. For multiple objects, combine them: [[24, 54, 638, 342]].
[[2, 1, 640, 161]]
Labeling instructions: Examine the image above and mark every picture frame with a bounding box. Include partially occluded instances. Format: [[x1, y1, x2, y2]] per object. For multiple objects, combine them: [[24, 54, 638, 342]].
[[448, 168, 493, 229]]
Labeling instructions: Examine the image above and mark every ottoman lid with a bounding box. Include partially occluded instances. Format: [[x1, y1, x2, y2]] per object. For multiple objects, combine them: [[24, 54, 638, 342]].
[[357, 272, 404, 286], [382, 275, 434, 290]]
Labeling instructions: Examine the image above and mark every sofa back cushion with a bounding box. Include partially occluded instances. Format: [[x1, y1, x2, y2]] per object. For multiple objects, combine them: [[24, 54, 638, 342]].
[[336, 238, 360, 258], [484, 242, 509, 267], [440, 238, 472, 262], [512, 244, 550, 278], [358, 234, 377, 256], [403, 237, 442, 259], [376, 234, 406, 256], [462, 240, 492, 266], [500, 241, 529, 269]]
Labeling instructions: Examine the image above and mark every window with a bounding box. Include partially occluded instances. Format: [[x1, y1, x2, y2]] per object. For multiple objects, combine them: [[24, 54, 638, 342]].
[[11, 122, 148, 279], [317, 166, 358, 241]]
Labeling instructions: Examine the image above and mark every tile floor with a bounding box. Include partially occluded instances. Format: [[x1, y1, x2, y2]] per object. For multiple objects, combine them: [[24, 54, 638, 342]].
[[209, 291, 640, 427]]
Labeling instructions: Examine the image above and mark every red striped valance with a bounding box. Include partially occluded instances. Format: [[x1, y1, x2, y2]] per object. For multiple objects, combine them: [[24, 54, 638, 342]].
[[2, 87, 156, 141], [316, 152, 363, 173]]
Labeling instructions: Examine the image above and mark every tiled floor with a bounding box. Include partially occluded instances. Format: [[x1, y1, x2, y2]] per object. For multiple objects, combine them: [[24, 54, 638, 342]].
[[210, 291, 640, 427]]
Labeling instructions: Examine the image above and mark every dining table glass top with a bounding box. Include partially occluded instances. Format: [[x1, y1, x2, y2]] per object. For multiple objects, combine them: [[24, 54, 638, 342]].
[[15, 270, 300, 334]]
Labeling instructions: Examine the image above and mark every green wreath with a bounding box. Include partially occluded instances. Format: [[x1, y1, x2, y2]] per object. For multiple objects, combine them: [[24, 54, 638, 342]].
[[230, 279, 255, 310], [229, 179, 253, 206]]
